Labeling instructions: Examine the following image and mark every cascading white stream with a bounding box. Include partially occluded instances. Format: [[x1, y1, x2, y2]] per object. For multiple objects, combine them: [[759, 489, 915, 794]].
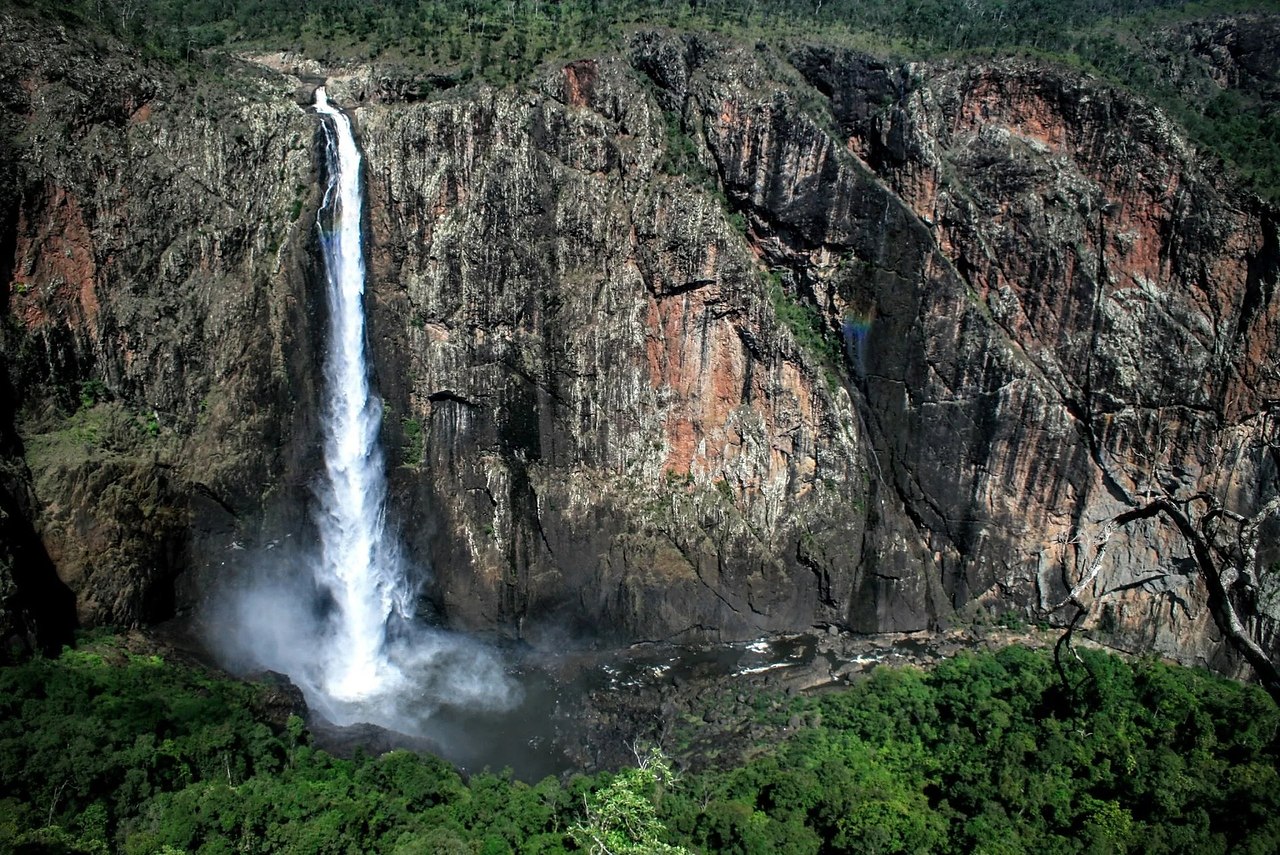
[[312, 87, 412, 703], [207, 88, 519, 740]]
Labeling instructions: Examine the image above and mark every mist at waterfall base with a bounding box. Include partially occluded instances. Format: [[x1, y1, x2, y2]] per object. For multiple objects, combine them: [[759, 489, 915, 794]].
[[203, 88, 520, 764], [205, 557, 522, 734]]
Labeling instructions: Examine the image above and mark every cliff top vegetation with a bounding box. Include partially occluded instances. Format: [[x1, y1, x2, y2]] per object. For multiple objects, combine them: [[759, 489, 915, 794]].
[[8, 0, 1280, 201]]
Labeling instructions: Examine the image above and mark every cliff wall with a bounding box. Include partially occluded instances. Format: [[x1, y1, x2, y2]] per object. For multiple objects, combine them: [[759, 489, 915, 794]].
[[335, 49, 865, 644], [2, 11, 1277, 672], [0, 12, 321, 651], [791, 46, 1280, 668]]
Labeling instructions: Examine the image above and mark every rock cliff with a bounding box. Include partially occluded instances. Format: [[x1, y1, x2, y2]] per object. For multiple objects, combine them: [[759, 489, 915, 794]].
[[0, 11, 321, 652], [344, 48, 865, 644], [789, 45, 1279, 669], [2, 10, 1278, 674]]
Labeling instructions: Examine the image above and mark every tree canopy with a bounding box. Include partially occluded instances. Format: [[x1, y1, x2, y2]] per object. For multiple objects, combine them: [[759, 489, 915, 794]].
[[1, 634, 1277, 853]]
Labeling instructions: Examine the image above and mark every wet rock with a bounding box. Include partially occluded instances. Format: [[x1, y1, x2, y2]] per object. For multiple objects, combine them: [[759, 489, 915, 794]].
[[308, 718, 447, 760], [249, 670, 309, 730], [1, 8, 1278, 681]]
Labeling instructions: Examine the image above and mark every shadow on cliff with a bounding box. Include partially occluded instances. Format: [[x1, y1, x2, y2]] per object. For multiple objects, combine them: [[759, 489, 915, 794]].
[[0, 376, 76, 659], [0, 480, 76, 658], [0, 100, 76, 658]]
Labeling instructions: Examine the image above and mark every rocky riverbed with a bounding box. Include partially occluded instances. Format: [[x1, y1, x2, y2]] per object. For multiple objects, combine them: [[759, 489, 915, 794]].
[[301, 624, 1092, 779]]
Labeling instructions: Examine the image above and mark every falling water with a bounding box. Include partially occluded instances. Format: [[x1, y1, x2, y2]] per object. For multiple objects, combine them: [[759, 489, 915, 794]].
[[312, 87, 412, 703], [206, 88, 520, 745]]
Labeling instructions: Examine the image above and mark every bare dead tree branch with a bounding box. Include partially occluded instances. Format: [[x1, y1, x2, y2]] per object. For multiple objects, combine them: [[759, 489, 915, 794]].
[[1042, 490, 1280, 705], [1109, 496, 1280, 704], [1050, 521, 1117, 612], [1141, 494, 1280, 701], [1053, 606, 1091, 704]]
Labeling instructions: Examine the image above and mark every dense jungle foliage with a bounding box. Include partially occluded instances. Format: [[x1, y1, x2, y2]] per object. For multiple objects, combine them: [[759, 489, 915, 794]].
[[9, 0, 1280, 200], [2, 635, 1277, 854]]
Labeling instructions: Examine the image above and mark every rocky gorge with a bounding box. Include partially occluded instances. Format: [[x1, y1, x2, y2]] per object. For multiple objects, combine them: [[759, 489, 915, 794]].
[[2, 6, 1278, 691]]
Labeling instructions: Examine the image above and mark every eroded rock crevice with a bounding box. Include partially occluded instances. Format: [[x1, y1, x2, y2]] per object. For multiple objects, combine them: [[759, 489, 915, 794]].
[[1, 12, 1277, 677]]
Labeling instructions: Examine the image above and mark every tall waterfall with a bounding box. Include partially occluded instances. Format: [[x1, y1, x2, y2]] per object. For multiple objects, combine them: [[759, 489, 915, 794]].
[[312, 87, 411, 702], [205, 87, 518, 741]]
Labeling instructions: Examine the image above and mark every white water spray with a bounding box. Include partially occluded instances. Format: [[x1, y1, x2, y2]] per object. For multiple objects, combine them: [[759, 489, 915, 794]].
[[312, 87, 412, 702]]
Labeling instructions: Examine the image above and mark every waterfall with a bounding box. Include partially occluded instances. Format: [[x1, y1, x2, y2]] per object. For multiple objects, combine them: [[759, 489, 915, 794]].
[[205, 87, 519, 740], [312, 87, 412, 702]]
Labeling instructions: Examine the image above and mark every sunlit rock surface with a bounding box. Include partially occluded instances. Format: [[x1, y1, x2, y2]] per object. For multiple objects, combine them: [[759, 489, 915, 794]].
[[2, 10, 1277, 678]]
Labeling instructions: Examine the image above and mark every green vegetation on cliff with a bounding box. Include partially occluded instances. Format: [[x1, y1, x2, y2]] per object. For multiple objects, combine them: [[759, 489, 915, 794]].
[[2, 636, 1277, 853], [14, 0, 1275, 59], [10, 0, 1280, 199]]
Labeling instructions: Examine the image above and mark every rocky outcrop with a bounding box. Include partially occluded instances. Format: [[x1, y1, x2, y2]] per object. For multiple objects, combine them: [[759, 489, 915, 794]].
[[3, 9, 1278, 674], [789, 44, 1280, 669], [1158, 13, 1280, 102], [0, 10, 321, 646]]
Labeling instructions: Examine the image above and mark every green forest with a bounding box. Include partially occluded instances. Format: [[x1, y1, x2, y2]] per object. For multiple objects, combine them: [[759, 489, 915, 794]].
[[9, 0, 1280, 200], [2, 635, 1277, 853]]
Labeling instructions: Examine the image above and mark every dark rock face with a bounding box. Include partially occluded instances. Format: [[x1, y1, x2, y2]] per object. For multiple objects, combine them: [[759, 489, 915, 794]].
[[3, 10, 1278, 674], [0, 11, 322, 642], [351, 51, 864, 643], [787, 46, 1280, 667]]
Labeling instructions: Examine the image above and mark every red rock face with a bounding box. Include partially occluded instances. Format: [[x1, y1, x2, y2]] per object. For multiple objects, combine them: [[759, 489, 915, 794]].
[[11, 184, 98, 334], [563, 60, 598, 109], [643, 283, 822, 492], [927, 68, 1275, 425], [3, 12, 1277, 671]]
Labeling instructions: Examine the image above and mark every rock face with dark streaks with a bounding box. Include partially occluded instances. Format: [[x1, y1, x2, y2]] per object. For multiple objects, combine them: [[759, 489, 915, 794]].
[[2, 9, 1278, 676], [343, 49, 865, 645], [789, 44, 1280, 668], [0, 11, 321, 650]]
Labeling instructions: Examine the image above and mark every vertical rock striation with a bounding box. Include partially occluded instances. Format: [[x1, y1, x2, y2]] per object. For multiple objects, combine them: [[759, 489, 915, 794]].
[[0, 11, 319, 647], [347, 52, 866, 643], [788, 45, 1280, 668], [2, 9, 1278, 674]]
